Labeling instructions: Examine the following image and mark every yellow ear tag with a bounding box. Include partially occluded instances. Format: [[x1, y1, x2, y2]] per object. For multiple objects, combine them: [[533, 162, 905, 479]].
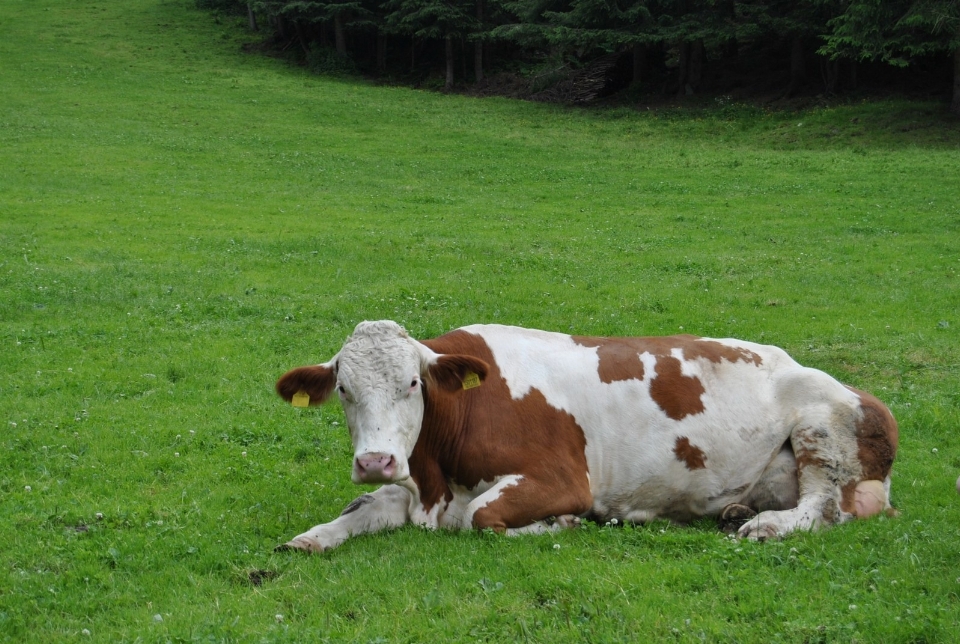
[[291, 391, 310, 408], [461, 372, 481, 390]]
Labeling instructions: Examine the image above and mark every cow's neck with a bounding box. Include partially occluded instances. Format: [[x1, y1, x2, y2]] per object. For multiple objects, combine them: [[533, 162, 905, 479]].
[[409, 384, 475, 510]]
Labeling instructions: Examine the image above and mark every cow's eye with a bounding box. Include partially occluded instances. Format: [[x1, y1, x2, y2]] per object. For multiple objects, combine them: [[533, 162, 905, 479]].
[[410, 379, 419, 389], [337, 385, 347, 397]]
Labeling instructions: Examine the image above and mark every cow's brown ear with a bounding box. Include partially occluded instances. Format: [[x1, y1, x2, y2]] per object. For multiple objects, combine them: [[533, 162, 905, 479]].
[[427, 355, 490, 393], [276, 365, 336, 406]]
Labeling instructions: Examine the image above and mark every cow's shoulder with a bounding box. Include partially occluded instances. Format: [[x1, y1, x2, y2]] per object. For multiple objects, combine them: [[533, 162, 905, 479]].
[[418, 325, 591, 494]]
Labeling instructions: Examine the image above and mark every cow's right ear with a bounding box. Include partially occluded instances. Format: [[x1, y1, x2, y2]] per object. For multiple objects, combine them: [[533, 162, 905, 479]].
[[276, 364, 336, 406]]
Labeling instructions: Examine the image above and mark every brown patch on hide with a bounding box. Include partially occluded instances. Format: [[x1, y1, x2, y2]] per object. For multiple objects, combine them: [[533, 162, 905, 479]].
[[572, 336, 646, 383], [684, 339, 763, 367], [840, 480, 859, 515], [649, 356, 705, 420], [845, 386, 898, 482], [673, 436, 707, 470], [841, 386, 898, 516], [574, 334, 762, 372]]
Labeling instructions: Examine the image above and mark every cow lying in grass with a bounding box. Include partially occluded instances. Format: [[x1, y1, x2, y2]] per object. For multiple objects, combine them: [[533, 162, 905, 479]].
[[276, 321, 897, 551]]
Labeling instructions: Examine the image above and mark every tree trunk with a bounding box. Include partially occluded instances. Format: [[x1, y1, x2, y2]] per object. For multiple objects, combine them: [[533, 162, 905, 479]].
[[294, 21, 310, 56], [474, 0, 484, 83], [632, 43, 646, 85], [377, 32, 387, 73], [821, 57, 839, 94], [474, 41, 483, 84], [723, 37, 738, 60], [786, 35, 805, 96], [445, 34, 454, 90], [676, 40, 690, 97], [246, 3, 258, 31], [953, 44, 960, 115], [334, 13, 347, 56], [688, 39, 704, 92]]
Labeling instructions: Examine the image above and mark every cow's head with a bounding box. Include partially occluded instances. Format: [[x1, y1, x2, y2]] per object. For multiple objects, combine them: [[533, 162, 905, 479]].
[[276, 321, 488, 485]]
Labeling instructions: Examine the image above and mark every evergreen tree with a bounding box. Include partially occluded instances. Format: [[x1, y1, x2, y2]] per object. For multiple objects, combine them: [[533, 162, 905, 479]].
[[821, 0, 960, 112], [738, 0, 845, 94], [539, 0, 655, 52], [252, 0, 373, 55], [384, 0, 478, 88], [654, 0, 739, 95], [206, 0, 959, 108]]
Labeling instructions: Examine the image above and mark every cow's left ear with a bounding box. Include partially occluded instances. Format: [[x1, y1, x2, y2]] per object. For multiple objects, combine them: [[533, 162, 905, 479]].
[[426, 354, 490, 393], [276, 363, 337, 406]]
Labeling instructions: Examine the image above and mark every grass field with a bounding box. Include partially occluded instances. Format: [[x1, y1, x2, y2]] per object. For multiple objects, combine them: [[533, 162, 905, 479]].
[[2, 0, 960, 641]]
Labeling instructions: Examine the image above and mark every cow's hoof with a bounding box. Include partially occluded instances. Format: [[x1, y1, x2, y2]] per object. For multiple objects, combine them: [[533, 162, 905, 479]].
[[737, 520, 782, 542], [554, 515, 581, 529], [718, 503, 757, 534], [275, 537, 324, 553]]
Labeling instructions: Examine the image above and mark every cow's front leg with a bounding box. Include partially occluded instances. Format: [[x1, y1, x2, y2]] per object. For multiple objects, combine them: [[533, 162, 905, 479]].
[[278, 484, 412, 553], [465, 474, 592, 534]]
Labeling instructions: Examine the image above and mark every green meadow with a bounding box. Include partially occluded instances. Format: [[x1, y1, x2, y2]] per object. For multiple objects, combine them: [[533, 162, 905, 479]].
[[2, 0, 960, 641]]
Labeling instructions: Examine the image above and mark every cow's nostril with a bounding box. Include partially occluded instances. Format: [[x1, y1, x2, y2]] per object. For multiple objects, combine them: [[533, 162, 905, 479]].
[[355, 452, 398, 483]]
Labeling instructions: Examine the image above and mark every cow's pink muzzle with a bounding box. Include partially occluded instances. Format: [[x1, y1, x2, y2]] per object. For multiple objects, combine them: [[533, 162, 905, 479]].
[[354, 452, 398, 483]]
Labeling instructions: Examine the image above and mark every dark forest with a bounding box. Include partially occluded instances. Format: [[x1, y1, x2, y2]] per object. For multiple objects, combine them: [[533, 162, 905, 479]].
[[200, 1, 959, 111]]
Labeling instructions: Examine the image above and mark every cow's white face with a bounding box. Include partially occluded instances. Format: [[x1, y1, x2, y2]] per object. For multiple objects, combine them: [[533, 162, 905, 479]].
[[336, 321, 428, 484], [276, 320, 488, 487]]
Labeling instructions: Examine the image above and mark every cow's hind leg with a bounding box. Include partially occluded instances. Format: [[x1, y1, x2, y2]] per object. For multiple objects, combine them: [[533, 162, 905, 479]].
[[737, 382, 897, 541], [738, 422, 859, 541]]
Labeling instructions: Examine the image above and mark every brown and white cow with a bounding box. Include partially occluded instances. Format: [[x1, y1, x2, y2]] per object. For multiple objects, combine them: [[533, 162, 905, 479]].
[[275, 320, 897, 551]]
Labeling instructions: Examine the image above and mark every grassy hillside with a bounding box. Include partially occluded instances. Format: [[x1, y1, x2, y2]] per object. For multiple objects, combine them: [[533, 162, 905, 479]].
[[1, 0, 959, 641]]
